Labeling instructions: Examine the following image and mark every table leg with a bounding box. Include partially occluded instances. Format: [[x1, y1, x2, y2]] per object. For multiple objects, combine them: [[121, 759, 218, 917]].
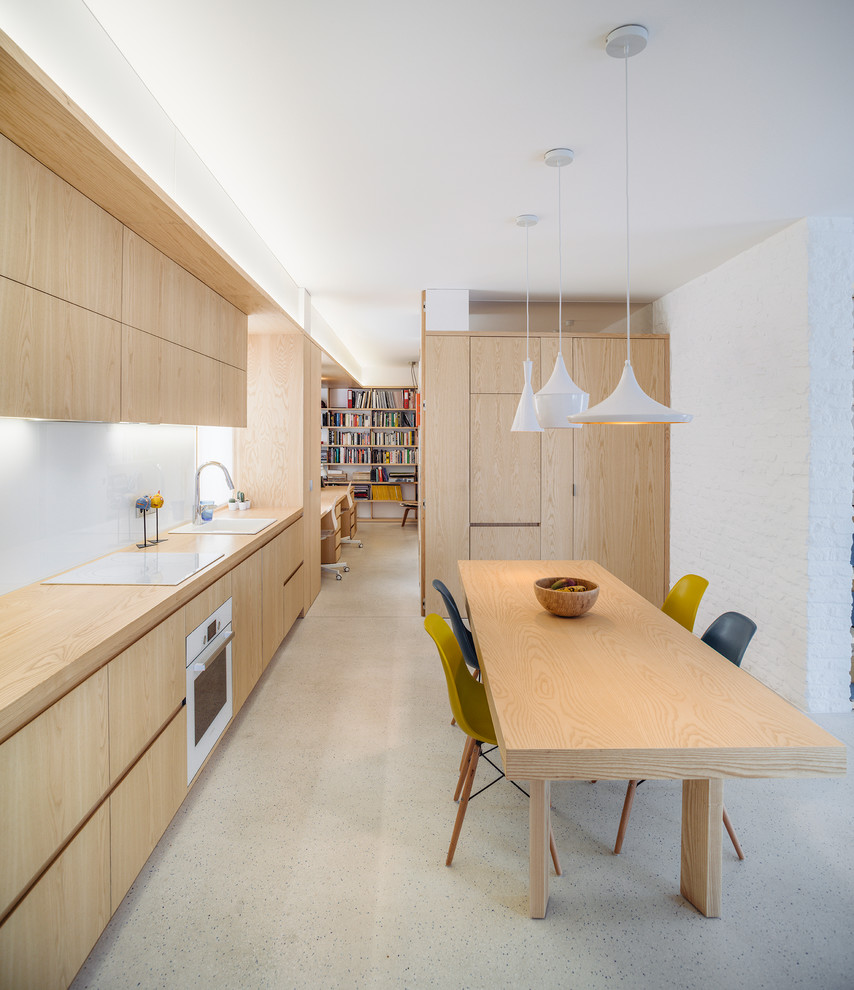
[[680, 778, 723, 917], [529, 779, 550, 918]]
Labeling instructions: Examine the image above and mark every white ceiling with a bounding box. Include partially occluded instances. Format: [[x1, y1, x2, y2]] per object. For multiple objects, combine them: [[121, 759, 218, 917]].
[[78, 0, 854, 371]]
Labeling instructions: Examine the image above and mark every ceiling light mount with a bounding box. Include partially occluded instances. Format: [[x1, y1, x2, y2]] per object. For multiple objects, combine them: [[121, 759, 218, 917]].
[[515, 214, 538, 227], [605, 24, 648, 59], [544, 148, 574, 168]]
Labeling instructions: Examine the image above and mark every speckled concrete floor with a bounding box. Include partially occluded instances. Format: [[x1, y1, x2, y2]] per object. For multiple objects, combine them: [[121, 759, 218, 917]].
[[72, 522, 854, 990]]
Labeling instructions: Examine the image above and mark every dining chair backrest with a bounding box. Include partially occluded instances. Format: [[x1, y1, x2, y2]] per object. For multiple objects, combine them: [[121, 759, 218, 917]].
[[424, 614, 495, 744], [700, 611, 757, 667], [661, 573, 709, 632], [431, 579, 480, 672]]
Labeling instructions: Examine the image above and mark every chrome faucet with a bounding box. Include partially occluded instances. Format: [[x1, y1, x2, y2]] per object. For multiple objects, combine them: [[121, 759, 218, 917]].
[[193, 461, 235, 523]]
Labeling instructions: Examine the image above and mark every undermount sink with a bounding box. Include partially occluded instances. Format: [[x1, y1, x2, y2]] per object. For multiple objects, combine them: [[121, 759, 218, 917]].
[[170, 517, 278, 536]]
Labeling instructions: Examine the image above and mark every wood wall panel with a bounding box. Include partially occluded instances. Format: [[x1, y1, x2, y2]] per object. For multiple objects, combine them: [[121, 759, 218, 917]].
[[232, 552, 263, 714], [470, 336, 541, 393], [0, 133, 122, 320], [469, 526, 541, 560], [304, 339, 322, 610], [0, 276, 121, 421], [572, 336, 668, 604], [235, 333, 304, 508], [108, 611, 184, 783], [540, 337, 575, 558], [423, 335, 470, 615], [0, 803, 110, 990], [0, 668, 108, 920], [220, 363, 247, 428], [470, 393, 540, 524], [109, 709, 186, 911]]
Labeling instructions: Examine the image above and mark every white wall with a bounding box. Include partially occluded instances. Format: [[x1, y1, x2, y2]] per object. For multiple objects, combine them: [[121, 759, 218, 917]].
[[656, 218, 854, 712], [0, 421, 195, 595]]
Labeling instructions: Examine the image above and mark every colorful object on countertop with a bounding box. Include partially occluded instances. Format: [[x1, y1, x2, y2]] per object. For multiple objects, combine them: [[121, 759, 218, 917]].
[[150, 491, 164, 509], [135, 495, 152, 513]]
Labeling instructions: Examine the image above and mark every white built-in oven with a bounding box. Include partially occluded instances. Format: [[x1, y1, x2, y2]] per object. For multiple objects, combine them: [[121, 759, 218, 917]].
[[186, 597, 234, 785]]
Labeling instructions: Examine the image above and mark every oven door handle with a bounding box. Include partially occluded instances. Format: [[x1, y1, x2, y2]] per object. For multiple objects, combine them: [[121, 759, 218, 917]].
[[191, 628, 235, 672]]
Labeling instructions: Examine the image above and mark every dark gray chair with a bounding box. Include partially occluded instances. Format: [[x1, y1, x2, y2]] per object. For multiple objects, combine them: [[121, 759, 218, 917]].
[[431, 579, 479, 675], [615, 610, 757, 860], [700, 611, 757, 667]]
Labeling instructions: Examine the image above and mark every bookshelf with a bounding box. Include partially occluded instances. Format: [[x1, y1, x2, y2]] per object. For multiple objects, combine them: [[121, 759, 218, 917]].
[[322, 387, 419, 521]]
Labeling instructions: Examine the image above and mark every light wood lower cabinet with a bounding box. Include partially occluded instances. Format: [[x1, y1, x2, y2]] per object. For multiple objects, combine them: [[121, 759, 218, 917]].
[[108, 611, 184, 783], [470, 525, 541, 560], [110, 709, 187, 911], [232, 551, 263, 714], [0, 667, 109, 921], [262, 520, 305, 666], [0, 803, 110, 990]]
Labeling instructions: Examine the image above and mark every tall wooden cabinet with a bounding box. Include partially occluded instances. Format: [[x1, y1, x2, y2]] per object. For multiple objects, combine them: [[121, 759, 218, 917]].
[[422, 332, 670, 615]]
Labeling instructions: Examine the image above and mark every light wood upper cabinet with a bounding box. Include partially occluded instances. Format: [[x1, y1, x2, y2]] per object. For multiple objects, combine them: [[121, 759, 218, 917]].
[[0, 667, 109, 921], [572, 336, 669, 605], [0, 133, 122, 320], [122, 228, 247, 369], [108, 610, 184, 783], [470, 392, 540, 524], [471, 336, 540, 393], [0, 276, 121, 421], [0, 803, 110, 990]]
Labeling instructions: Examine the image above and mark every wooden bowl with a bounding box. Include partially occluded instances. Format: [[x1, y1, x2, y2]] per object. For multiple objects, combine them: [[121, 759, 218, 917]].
[[533, 577, 599, 617]]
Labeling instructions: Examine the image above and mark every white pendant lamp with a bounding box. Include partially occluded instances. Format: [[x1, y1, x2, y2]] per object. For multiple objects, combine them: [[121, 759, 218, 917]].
[[534, 148, 589, 429], [511, 214, 543, 433], [570, 25, 691, 426]]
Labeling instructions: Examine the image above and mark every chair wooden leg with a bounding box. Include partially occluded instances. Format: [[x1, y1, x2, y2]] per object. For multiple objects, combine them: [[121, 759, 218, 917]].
[[722, 804, 745, 860], [455, 736, 475, 800], [447, 742, 480, 866], [614, 780, 639, 854], [549, 825, 562, 876]]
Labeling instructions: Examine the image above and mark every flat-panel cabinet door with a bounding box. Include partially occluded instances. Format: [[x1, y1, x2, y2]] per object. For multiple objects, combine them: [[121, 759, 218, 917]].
[[110, 708, 187, 911], [0, 804, 110, 990], [470, 393, 540, 524], [422, 335, 470, 616], [540, 336, 575, 559], [232, 551, 263, 713], [572, 336, 668, 604], [0, 668, 109, 920], [470, 525, 541, 560], [470, 337, 540, 393]]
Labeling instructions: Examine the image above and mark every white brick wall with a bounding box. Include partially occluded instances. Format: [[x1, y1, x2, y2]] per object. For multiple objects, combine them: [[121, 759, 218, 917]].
[[655, 218, 854, 712]]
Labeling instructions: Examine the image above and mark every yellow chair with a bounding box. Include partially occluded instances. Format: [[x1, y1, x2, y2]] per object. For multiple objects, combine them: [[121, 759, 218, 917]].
[[425, 613, 561, 873], [614, 573, 710, 854], [660, 573, 709, 632]]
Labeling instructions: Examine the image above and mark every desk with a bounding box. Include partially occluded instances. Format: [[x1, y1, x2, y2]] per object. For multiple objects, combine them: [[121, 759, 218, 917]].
[[459, 559, 846, 919], [320, 489, 348, 566]]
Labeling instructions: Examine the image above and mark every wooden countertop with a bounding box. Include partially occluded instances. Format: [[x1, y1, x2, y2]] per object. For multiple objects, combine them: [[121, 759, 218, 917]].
[[0, 505, 302, 745]]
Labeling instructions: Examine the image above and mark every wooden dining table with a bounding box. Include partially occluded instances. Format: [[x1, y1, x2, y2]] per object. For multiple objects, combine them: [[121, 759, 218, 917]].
[[458, 559, 847, 919]]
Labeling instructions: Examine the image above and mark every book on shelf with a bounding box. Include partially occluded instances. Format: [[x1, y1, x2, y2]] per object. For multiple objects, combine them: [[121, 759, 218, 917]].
[[372, 484, 403, 500]]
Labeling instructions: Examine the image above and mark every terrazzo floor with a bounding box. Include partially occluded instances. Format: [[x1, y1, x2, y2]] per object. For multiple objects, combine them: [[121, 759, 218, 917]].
[[72, 522, 854, 990]]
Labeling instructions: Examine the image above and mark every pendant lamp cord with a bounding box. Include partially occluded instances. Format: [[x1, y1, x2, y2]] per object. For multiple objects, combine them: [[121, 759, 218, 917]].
[[525, 222, 530, 361], [624, 43, 632, 366], [557, 159, 563, 356]]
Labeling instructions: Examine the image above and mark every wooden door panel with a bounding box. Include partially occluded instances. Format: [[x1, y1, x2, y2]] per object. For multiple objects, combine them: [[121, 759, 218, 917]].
[[470, 525, 541, 560], [471, 393, 540, 524], [470, 336, 541, 393], [572, 337, 668, 604]]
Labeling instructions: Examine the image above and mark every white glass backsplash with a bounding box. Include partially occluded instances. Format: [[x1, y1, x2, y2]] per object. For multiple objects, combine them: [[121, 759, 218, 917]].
[[0, 420, 197, 595]]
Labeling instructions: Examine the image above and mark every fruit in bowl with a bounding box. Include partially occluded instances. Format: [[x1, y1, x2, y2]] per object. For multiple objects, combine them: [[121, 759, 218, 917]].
[[534, 576, 599, 617]]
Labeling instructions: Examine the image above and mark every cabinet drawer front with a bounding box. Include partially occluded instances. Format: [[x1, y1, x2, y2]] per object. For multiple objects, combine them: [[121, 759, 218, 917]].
[[279, 517, 305, 578], [110, 709, 187, 911], [470, 525, 541, 560], [0, 668, 109, 919], [0, 803, 110, 990], [183, 573, 232, 636], [109, 611, 185, 782]]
